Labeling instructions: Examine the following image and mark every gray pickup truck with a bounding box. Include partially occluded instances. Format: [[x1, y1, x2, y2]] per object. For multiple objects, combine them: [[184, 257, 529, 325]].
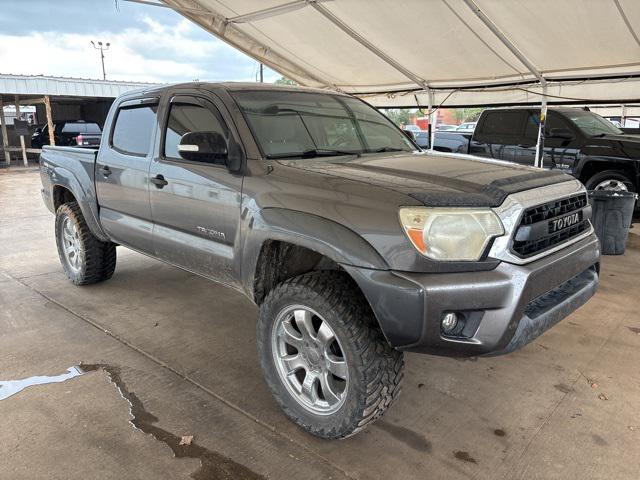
[[40, 82, 600, 439]]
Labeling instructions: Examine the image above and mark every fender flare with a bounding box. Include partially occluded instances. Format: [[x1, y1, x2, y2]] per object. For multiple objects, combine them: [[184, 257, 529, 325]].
[[240, 207, 388, 297], [50, 166, 109, 242]]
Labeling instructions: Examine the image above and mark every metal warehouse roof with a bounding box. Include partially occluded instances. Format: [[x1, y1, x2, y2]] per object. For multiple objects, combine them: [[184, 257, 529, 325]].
[[159, 0, 640, 107], [0, 74, 157, 100]]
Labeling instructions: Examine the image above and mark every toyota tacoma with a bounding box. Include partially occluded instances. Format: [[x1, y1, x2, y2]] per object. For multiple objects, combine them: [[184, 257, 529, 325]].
[[39, 83, 600, 439]]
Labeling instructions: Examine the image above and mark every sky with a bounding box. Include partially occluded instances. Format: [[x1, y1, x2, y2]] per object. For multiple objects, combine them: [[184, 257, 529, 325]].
[[0, 0, 281, 84]]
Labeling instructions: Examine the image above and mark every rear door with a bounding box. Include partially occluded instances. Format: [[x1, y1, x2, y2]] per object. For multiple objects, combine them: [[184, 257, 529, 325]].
[[471, 110, 527, 161], [149, 89, 243, 287], [95, 97, 158, 252]]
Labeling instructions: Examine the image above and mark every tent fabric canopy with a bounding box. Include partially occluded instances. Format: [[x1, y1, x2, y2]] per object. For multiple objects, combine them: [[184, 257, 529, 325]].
[[161, 0, 640, 107]]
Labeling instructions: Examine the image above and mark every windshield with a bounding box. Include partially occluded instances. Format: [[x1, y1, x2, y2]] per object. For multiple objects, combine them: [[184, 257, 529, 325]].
[[565, 110, 623, 136], [232, 90, 415, 159]]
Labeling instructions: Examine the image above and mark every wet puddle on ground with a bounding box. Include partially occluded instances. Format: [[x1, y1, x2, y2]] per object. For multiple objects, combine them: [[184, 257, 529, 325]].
[[1, 364, 263, 480]]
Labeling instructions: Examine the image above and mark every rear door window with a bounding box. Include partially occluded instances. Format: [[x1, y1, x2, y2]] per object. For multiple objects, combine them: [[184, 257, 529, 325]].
[[111, 104, 157, 156], [476, 111, 527, 145]]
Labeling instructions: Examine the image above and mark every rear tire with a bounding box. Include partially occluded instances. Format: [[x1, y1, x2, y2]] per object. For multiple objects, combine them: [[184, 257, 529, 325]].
[[257, 271, 404, 439], [55, 202, 117, 285]]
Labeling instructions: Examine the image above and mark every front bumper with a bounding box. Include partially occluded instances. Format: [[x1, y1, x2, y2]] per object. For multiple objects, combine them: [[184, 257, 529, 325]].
[[344, 232, 600, 356]]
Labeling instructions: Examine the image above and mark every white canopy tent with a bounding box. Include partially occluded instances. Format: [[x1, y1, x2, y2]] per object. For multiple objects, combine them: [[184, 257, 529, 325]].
[[148, 0, 640, 108]]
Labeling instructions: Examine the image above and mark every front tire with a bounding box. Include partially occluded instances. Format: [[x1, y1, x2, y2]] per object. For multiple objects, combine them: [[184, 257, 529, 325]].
[[584, 170, 635, 193], [257, 271, 404, 439], [55, 202, 117, 285]]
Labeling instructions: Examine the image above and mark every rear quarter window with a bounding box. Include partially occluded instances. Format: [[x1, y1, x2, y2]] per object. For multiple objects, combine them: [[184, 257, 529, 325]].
[[111, 104, 157, 156], [481, 111, 526, 135]]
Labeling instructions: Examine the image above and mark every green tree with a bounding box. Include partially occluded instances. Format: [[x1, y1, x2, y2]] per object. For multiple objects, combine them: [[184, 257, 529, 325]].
[[274, 76, 297, 86], [382, 109, 415, 126], [453, 107, 484, 124]]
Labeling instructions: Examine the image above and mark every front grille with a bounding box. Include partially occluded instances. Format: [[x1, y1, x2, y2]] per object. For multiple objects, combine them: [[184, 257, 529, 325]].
[[520, 194, 588, 225], [512, 194, 589, 257]]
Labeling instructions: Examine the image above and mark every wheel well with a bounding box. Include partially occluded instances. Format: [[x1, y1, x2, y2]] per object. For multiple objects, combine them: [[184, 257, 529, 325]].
[[53, 185, 77, 211], [579, 161, 637, 188], [253, 240, 347, 304]]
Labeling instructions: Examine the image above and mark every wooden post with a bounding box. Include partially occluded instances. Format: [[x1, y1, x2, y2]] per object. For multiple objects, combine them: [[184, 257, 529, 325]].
[[44, 96, 55, 146], [0, 98, 10, 165], [15, 95, 28, 166]]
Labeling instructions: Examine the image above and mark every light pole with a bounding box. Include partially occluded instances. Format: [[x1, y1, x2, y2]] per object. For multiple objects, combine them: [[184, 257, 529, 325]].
[[91, 41, 110, 80]]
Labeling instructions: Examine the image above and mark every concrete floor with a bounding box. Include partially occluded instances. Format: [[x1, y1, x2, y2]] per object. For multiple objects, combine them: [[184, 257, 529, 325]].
[[1, 168, 639, 480]]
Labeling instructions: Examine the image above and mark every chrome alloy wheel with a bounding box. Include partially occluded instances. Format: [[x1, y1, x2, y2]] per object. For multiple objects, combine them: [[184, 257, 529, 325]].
[[594, 179, 629, 192], [61, 216, 82, 273], [271, 305, 349, 415]]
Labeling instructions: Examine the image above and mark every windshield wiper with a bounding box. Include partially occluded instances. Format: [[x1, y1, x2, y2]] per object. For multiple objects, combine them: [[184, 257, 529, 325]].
[[266, 149, 360, 160]]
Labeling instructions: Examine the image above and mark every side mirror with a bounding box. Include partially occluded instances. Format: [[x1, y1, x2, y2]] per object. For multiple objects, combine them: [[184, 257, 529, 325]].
[[547, 128, 574, 140], [403, 130, 416, 141], [178, 131, 228, 164], [35, 128, 42, 134]]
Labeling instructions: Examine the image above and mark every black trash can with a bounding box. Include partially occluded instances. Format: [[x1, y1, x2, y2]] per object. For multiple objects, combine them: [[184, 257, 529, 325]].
[[588, 191, 637, 255]]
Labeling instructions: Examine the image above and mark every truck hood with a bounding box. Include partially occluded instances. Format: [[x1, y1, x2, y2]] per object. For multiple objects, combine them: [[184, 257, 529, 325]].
[[278, 151, 570, 207]]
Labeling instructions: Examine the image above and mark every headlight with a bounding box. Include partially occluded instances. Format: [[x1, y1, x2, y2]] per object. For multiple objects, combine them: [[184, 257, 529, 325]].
[[399, 207, 504, 261]]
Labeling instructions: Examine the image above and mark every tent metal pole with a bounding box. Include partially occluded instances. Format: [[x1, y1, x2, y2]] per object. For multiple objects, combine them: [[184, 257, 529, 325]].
[[309, 2, 429, 89], [228, 0, 330, 23], [0, 99, 10, 165], [462, 0, 545, 84], [161, 0, 332, 88], [534, 83, 548, 169], [15, 96, 28, 167], [428, 90, 436, 151]]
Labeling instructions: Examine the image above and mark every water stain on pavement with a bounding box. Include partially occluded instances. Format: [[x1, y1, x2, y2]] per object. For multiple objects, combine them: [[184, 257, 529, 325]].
[[79, 364, 264, 480], [554, 383, 573, 394], [591, 434, 609, 446], [1, 364, 263, 480], [375, 420, 432, 452], [454, 450, 477, 464], [0, 366, 83, 400]]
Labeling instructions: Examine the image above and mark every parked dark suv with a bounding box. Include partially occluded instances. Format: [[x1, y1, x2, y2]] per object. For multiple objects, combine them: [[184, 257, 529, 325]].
[[434, 107, 640, 199], [31, 121, 102, 148]]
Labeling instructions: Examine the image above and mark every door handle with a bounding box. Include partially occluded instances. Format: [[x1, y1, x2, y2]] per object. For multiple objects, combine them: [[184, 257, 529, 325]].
[[150, 174, 169, 188], [98, 165, 111, 177]]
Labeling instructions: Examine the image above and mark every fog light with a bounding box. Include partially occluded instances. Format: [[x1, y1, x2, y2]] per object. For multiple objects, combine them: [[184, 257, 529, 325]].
[[441, 312, 458, 333]]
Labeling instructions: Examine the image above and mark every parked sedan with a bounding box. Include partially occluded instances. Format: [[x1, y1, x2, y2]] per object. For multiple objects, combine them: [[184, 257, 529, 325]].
[[456, 121, 477, 131]]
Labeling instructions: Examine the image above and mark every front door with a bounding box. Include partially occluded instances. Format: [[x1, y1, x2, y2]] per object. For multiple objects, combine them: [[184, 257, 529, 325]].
[[149, 91, 243, 287], [515, 111, 581, 169]]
